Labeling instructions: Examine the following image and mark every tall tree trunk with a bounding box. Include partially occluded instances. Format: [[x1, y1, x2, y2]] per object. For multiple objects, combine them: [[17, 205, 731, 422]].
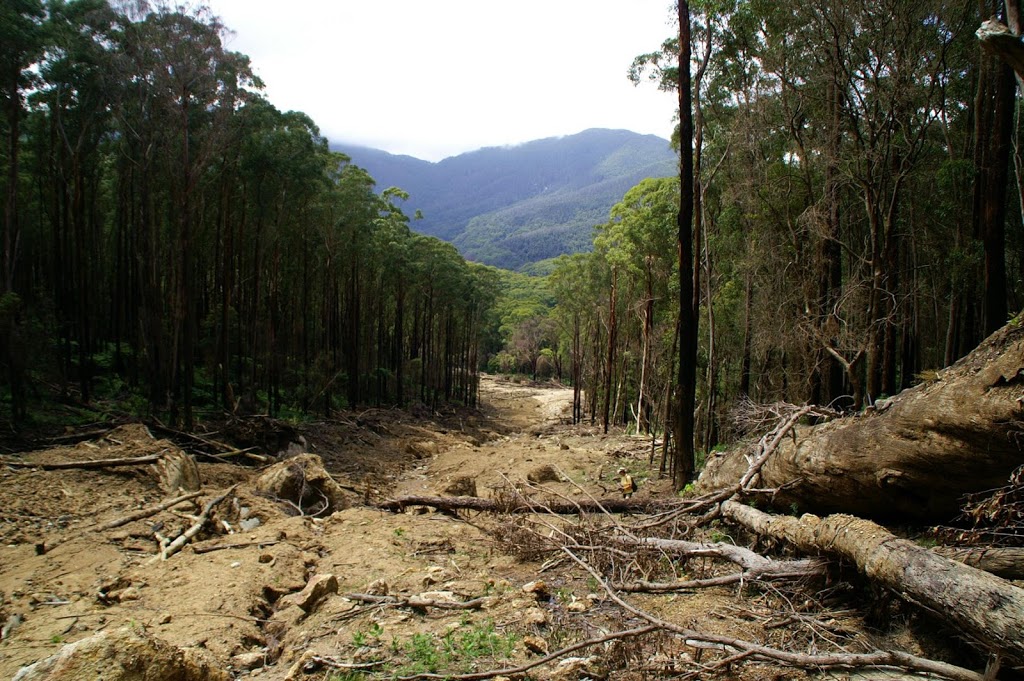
[[673, 0, 698, 490], [603, 267, 618, 434], [974, 17, 1015, 336]]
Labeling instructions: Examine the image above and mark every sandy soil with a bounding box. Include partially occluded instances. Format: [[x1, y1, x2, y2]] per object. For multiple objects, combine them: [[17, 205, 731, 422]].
[[0, 375, 926, 680]]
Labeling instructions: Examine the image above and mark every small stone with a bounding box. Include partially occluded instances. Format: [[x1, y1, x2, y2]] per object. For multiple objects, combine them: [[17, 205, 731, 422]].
[[277, 574, 338, 613], [521, 580, 549, 600], [522, 607, 547, 626], [158, 613, 172, 625], [566, 600, 588, 613], [365, 579, 389, 596], [232, 650, 267, 671], [239, 518, 261, 531], [258, 553, 274, 564], [522, 634, 548, 655]]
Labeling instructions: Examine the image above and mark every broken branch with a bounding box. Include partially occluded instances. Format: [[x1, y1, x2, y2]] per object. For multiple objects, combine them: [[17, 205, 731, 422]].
[[3, 453, 164, 470], [151, 484, 238, 561], [96, 490, 202, 530]]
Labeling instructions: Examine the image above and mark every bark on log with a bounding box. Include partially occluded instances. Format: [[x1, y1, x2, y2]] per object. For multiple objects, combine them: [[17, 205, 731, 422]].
[[934, 546, 1024, 580], [720, 500, 1024, 664], [699, 321, 1024, 521], [378, 494, 664, 515]]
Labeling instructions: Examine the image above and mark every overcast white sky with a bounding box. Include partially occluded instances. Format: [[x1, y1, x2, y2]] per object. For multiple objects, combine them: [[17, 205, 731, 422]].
[[204, 0, 679, 162]]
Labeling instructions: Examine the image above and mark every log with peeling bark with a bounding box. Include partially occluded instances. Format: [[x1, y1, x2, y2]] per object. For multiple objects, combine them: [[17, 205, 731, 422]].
[[720, 500, 1024, 664], [934, 546, 1024, 580], [378, 494, 664, 515], [698, 321, 1024, 522]]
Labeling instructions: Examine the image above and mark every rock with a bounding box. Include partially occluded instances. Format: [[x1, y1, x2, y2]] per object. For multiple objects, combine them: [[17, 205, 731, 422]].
[[277, 573, 338, 613], [442, 475, 477, 497], [526, 465, 561, 483], [231, 650, 267, 671], [365, 579, 389, 596], [566, 599, 588, 613], [523, 634, 549, 655], [405, 440, 439, 458], [522, 607, 548, 627], [255, 454, 348, 515], [12, 627, 229, 681], [521, 580, 550, 600], [552, 655, 606, 680], [239, 517, 261, 531]]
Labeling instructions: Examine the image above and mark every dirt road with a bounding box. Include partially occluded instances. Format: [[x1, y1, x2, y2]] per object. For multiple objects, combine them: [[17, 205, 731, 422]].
[[0, 376, 663, 679]]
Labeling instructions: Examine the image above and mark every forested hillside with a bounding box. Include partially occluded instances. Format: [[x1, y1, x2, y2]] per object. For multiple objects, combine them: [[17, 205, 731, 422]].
[[334, 129, 677, 270], [1, 0, 1022, 488], [485, 0, 1024, 483], [0, 1, 498, 429]]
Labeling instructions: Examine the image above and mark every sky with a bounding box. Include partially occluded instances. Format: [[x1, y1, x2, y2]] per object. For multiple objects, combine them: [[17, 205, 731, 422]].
[[203, 0, 679, 162]]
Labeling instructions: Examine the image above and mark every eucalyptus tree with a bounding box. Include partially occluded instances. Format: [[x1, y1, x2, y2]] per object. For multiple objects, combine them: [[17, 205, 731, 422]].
[[549, 253, 600, 424], [107, 4, 258, 425], [33, 0, 118, 401], [596, 177, 678, 434], [0, 0, 45, 296]]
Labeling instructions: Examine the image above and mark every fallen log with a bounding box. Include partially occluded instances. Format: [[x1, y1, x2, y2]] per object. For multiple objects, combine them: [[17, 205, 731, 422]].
[[378, 494, 664, 515], [934, 546, 1024, 580], [699, 321, 1024, 522], [720, 500, 1024, 664], [2, 453, 164, 470]]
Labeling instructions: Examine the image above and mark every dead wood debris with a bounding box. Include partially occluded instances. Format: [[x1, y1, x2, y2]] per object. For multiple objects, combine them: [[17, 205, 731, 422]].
[[149, 484, 239, 561], [394, 403, 1012, 681], [937, 463, 1024, 547], [96, 490, 202, 530]]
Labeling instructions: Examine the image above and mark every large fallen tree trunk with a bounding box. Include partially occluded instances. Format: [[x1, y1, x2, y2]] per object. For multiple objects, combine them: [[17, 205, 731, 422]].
[[698, 321, 1024, 521], [720, 500, 1024, 665]]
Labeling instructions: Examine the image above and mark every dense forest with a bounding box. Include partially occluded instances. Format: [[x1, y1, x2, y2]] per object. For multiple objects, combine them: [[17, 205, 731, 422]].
[[0, 0, 500, 429], [507, 0, 1024, 485], [2, 0, 1023, 491]]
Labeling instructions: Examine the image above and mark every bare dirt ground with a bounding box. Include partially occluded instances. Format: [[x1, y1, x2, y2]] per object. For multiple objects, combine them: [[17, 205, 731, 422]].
[[0, 376, 939, 680]]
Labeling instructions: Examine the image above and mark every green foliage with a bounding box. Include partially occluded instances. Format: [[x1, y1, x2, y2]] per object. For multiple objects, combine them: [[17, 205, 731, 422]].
[[394, 620, 518, 676]]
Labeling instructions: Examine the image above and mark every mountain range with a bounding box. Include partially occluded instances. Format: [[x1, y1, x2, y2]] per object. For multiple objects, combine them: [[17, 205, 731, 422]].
[[332, 128, 677, 271]]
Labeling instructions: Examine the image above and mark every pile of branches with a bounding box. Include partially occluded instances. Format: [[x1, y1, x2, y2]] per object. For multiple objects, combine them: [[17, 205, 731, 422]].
[[938, 465, 1024, 546]]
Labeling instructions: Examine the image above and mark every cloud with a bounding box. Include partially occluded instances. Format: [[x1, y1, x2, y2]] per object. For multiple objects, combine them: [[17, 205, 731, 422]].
[[209, 0, 678, 161]]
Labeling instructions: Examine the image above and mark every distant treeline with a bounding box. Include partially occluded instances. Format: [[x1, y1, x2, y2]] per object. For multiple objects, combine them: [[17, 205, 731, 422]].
[[0, 0, 498, 427]]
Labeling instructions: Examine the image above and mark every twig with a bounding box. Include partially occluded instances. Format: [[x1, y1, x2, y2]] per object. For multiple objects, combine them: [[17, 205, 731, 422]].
[[561, 547, 986, 681], [343, 592, 488, 611], [3, 453, 164, 470], [192, 539, 281, 555], [96, 490, 202, 530]]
